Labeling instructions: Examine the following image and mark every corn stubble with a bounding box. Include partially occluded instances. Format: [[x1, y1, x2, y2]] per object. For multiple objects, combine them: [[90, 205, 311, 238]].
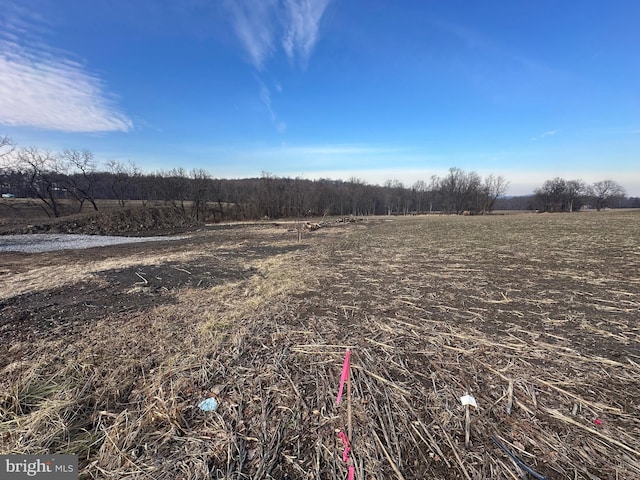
[[1, 212, 639, 479]]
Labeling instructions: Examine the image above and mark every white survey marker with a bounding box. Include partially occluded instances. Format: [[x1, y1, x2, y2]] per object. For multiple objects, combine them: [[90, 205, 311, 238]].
[[460, 394, 478, 408]]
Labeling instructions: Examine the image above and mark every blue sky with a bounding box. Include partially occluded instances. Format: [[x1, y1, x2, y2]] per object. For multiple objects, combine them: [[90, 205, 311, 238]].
[[1, 0, 639, 195]]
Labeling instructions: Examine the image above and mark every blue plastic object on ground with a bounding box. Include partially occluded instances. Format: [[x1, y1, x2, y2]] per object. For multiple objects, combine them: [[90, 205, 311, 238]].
[[198, 397, 219, 412]]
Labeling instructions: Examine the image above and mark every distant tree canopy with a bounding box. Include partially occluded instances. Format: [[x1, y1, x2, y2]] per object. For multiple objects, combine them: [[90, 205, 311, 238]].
[[0, 137, 515, 221], [535, 177, 627, 212], [3, 135, 636, 221], [588, 180, 627, 211]]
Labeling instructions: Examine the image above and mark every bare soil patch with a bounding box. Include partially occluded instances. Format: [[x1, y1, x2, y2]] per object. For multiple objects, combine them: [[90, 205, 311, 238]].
[[1, 212, 639, 479]]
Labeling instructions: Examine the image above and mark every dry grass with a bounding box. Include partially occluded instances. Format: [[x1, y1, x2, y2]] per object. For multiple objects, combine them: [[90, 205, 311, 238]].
[[1, 211, 640, 479], [0, 250, 196, 300]]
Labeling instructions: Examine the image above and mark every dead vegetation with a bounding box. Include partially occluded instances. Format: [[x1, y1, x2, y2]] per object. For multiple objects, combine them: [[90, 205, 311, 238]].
[[0, 199, 203, 235], [1, 211, 639, 479]]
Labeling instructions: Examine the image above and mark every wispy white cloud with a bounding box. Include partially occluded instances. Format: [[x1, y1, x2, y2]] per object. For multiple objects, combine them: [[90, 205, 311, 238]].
[[226, 1, 331, 131], [258, 81, 287, 133], [282, 0, 330, 67], [225, 0, 331, 70], [531, 130, 559, 141], [225, 0, 278, 71], [0, 5, 132, 133]]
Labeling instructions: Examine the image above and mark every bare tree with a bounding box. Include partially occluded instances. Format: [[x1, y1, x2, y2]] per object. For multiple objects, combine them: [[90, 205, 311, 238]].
[[258, 171, 277, 218], [588, 180, 626, 211], [0, 136, 16, 197], [190, 168, 210, 221], [478, 174, 509, 214], [347, 177, 368, 216], [291, 177, 308, 217], [212, 178, 230, 221], [426, 175, 440, 213], [61, 149, 99, 212], [535, 177, 587, 212], [412, 180, 426, 213], [106, 160, 140, 207], [158, 168, 190, 213], [0, 135, 15, 160], [311, 179, 334, 217], [535, 177, 567, 212], [398, 181, 411, 215], [564, 179, 586, 212], [383, 180, 408, 215], [14, 147, 65, 217], [440, 167, 481, 214]]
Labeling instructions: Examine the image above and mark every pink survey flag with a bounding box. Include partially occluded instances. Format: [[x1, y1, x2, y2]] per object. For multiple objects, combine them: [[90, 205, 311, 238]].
[[339, 431, 355, 479], [348, 465, 355, 480], [336, 349, 351, 405]]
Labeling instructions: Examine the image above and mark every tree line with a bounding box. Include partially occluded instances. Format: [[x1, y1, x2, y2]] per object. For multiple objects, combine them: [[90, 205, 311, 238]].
[[533, 177, 630, 212], [0, 137, 511, 221], [2, 136, 637, 221]]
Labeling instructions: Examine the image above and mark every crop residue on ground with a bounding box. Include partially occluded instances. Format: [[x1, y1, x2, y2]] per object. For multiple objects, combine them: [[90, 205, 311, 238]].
[[1, 212, 639, 479]]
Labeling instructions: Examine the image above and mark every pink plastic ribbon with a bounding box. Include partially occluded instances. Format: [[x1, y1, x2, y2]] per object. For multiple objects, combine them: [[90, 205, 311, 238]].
[[338, 431, 355, 479], [336, 349, 351, 405], [337, 349, 355, 479], [347, 465, 355, 480], [338, 431, 350, 462]]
